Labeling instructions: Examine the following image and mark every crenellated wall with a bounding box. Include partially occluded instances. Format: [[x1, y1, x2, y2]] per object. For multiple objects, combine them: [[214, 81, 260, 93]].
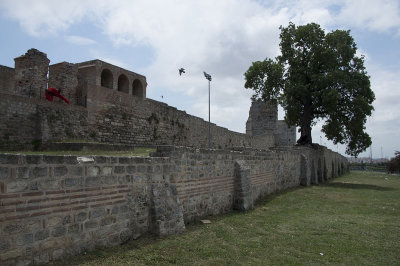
[[0, 145, 348, 264]]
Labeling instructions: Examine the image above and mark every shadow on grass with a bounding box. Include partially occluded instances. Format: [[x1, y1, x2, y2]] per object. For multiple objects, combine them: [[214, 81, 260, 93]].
[[322, 182, 396, 191]]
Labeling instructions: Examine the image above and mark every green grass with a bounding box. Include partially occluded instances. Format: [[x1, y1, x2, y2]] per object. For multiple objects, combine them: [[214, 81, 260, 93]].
[[53, 171, 400, 265], [1, 147, 155, 157]]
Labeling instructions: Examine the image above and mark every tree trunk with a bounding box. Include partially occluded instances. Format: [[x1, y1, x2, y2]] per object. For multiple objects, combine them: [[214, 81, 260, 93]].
[[297, 97, 313, 145], [297, 121, 312, 145]]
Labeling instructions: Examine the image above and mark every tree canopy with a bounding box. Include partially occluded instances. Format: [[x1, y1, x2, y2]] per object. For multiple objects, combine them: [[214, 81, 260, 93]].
[[244, 22, 375, 157]]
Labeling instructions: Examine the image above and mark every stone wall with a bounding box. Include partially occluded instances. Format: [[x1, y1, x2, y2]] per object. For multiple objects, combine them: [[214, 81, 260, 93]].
[[0, 49, 292, 150], [0, 86, 277, 150], [0, 145, 348, 265], [0, 92, 88, 149], [85, 85, 275, 149], [0, 65, 15, 94], [154, 146, 302, 223], [0, 154, 163, 264]]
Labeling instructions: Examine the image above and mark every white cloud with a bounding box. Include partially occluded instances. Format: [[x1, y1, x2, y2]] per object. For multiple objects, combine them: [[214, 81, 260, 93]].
[[337, 0, 400, 33], [0, 0, 100, 36], [65, 35, 96, 45]]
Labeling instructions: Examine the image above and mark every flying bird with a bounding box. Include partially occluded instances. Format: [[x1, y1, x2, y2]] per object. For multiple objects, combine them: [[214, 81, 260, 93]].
[[179, 68, 185, 75]]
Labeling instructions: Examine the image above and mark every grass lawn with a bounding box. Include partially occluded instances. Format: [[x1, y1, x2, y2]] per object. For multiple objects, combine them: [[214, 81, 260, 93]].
[[53, 171, 400, 265]]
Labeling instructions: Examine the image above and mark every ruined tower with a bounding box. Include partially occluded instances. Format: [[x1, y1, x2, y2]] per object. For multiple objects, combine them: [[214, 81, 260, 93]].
[[246, 100, 296, 146], [14, 48, 50, 98], [49, 62, 78, 104], [246, 100, 277, 136]]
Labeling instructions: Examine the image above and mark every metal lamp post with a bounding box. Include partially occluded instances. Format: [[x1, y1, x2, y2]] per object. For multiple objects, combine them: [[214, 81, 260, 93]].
[[204, 72, 212, 148]]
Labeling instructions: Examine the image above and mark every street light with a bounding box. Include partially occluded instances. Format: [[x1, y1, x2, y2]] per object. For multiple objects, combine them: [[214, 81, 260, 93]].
[[204, 72, 212, 148]]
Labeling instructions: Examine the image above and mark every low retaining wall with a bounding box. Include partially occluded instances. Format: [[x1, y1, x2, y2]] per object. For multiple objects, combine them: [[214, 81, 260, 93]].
[[0, 145, 348, 265]]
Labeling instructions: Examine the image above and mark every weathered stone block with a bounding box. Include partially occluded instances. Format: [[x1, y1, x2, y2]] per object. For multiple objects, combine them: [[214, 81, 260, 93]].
[[64, 177, 82, 187], [51, 226, 66, 237], [17, 167, 29, 179], [69, 166, 83, 176], [26, 155, 42, 164], [0, 167, 8, 179], [0, 154, 18, 164], [85, 176, 102, 186], [43, 155, 64, 164], [91, 208, 105, 218], [118, 157, 130, 164], [87, 166, 100, 177], [104, 176, 117, 185], [94, 156, 107, 164], [54, 166, 68, 176], [76, 212, 87, 222], [119, 228, 131, 243], [7, 179, 28, 192], [68, 224, 80, 235], [100, 216, 116, 226], [0, 239, 10, 250], [34, 229, 49, 241], [103, 166, 112, 175], [16, 233, 33, 246], [84, 220, 98, 230], [114, 166, 125, 174], [126, 165, 136, 174], [31, 167, 47, 178], [39, 179, 60, 190]]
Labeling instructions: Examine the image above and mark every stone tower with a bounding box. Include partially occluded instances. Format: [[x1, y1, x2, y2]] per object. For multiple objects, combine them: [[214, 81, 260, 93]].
[[246, 100, 277, 136], [49, 62, 78, 104], [14, 49, 50, 98], [246, 100, 296, 146]]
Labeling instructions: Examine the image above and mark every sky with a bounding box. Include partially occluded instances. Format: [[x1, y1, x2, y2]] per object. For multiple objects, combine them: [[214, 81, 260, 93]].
[[0, 0, 399, 158]]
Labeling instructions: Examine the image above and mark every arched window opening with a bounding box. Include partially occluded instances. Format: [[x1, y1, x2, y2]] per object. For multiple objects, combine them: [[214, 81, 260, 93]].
[[101, 69, 113, 89], [118, 74, 129, 93], [132, 79, 143, 97]]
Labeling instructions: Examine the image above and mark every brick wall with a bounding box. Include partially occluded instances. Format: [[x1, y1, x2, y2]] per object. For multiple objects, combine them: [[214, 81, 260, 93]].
[[0, 154, 173, 264], [0, 145, 348, 264]]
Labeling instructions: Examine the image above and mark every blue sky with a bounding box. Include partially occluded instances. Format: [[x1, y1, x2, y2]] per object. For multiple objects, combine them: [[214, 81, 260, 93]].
[[0, 0, 399, 158]]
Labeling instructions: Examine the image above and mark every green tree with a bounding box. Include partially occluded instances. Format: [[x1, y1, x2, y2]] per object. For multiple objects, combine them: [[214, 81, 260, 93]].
[[244, 22, 375, 157], [387, 151, 400, 173]]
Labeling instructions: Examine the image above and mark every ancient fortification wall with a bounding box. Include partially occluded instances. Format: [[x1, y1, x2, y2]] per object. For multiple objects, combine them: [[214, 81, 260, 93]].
[[85, 86, 275, 149], [0, 48, 292, 150], [0, 145, 348, 264]]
